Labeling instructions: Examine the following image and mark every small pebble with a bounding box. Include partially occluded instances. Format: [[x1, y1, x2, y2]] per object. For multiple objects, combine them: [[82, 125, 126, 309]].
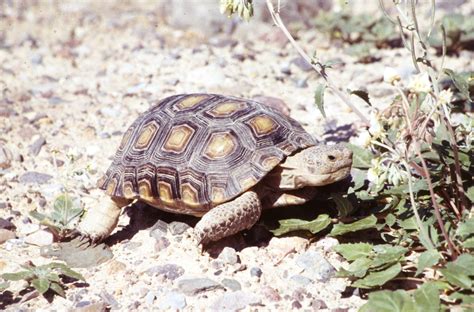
[[144, 291, 156, 305], [292, 300, 302, 309], [24, 229, 53, 246], [250, 267, 263, 278], [218, 247, 239, 265], [176, 278, 223, 296], [19, 171, 53, 184], [158, 291, 187, 310], [312, 299, 328, 309], [280, 62, 292, 75], [154, 237, 170, 252], [210, 290, 261, 311], [221, 278, 242, 291], [146, 264, 184, 281], [28, 136, 46, 156], [149, 219, 168, 237], [168, 221, 191, 235], [0, 218, 16, 230], [295, 78, 308, 88], [0, 144, 12, 169], [291, 56, 313, 72], [0, 229, 15, 244], [99, 291, 121, 310]]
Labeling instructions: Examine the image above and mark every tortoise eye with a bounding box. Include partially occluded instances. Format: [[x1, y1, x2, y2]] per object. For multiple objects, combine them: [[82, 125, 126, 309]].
[[328, 155, 336, 161]]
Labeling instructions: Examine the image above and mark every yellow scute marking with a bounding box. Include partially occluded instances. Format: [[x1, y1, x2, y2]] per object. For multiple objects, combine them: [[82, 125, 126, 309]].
[[119, 128, 133, 150], [249, 115, 277, 135], [135, 123, 158, 149], [209, 101, 245, 117], [240, 176, 257, 190], [176, 95, 208, 109], [158, 182, 174, 203], [211, 187, 226, 204], [138, 180, 153, 199], [204, 132, 236, 159], [262, 156, 281, 170], [106, 178, 117, 195], [163, 124, 194, 153], [181, 183, 200, 206], [123, 182, 136, 198]]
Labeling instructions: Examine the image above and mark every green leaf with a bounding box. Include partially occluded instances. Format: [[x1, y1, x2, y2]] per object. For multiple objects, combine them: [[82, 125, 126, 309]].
[[51, 193, 83, 227], [333, 243, 373, 261], [332, 193, 353, 217], [46, 262, 85, 281], [360, 290, 415, 312], [453, 254, 474, 276], [457, 217, 474, 239], [314, 84, 327, 118], [440, 263, 472, 289], [370, 245, 407, 269], [466, 186, 474, 203], [413, 282, 440, 312], [49, 282, 66, 297], [1, 271, 35, 281], [449, 291, 474, 304], [347, 144, 374, 169], [444, 68, 470, 99], [416, 249, 441, 276], [31, 278, 50, 294], [29, 210, 48, 222], [462, 237, 474, 248], [352, 263, 401, 288], [350, 168, 367, 191], [337, 257, 372, 278], [329, 214, 377, 236], [350, 89, 372, 106], [271, 214, 331, 236]]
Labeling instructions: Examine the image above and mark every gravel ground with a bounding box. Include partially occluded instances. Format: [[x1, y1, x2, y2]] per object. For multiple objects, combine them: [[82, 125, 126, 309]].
[[1, 1, 473, 311]]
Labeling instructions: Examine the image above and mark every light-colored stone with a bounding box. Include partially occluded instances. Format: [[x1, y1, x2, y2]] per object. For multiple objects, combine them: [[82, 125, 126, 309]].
[[24, 229, 54, 246]]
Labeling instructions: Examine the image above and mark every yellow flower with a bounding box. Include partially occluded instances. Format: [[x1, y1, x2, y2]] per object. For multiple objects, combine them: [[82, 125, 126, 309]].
[[408, 73, 431, 93]]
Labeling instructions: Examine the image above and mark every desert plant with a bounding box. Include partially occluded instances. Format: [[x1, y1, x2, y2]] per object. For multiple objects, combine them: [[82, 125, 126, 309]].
[[1, 261, 84, 298]]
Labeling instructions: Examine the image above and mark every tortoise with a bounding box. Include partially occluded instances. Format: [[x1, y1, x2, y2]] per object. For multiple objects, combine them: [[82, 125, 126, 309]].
[[77, 94, 353, 245]]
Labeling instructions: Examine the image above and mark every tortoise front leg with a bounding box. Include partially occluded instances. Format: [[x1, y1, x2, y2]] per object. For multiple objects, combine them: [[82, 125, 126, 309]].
[[194, 191, 262, 245], [77, 196, 130, 243]]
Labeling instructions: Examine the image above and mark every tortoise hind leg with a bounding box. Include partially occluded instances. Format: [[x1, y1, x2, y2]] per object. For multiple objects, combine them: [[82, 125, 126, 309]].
[[194, 191, 262, 245], [77, 196, 130, 243]]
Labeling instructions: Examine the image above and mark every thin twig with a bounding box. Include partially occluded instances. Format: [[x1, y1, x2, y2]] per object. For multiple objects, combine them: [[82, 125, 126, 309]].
[[265, 0, 369, 125]]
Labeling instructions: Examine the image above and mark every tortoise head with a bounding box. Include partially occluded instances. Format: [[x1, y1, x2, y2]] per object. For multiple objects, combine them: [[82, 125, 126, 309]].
[[277, 143, 353, 189]]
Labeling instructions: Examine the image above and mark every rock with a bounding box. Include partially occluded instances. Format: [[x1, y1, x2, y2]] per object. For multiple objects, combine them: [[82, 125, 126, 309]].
[[295, 78, 308, 88], [218, 247, 239, 265], [24, 229, 53, 246], [250, 267, 263, 278], [210, 290, 261, 311], [0, 229, 15, 244], [0, 144, 12, 169], [0, 218, 16, 230], [221, 278, 241, 291], [19, 171, 53, 184], [295, 250, 336, 282], [154, 237, 170, 252], [291, 56, 313, 72], [99, 290, 121, 310], [292, 300, 302, 309], [252, 96, 291, 116], [260, 286, 281, 302], [28, 136, 46, 156], [176, 278, 223, 296], [73, 301, 107, 312], [158, 291, 187, 310], [187, 65, 228, 90], [280, 62, 292, 75], [105, 260, 127, 275], [145, 291, 156, 305], [311, 299, 328, 309], [289, 275, 312, 286], [146, 264, 184, 281], [168, 221, 191, 235], [149, 219, 168, 236]]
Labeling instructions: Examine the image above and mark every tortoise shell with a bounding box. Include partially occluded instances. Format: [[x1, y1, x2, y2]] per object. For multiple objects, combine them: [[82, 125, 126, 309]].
[[98, 94, 316, 216]]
